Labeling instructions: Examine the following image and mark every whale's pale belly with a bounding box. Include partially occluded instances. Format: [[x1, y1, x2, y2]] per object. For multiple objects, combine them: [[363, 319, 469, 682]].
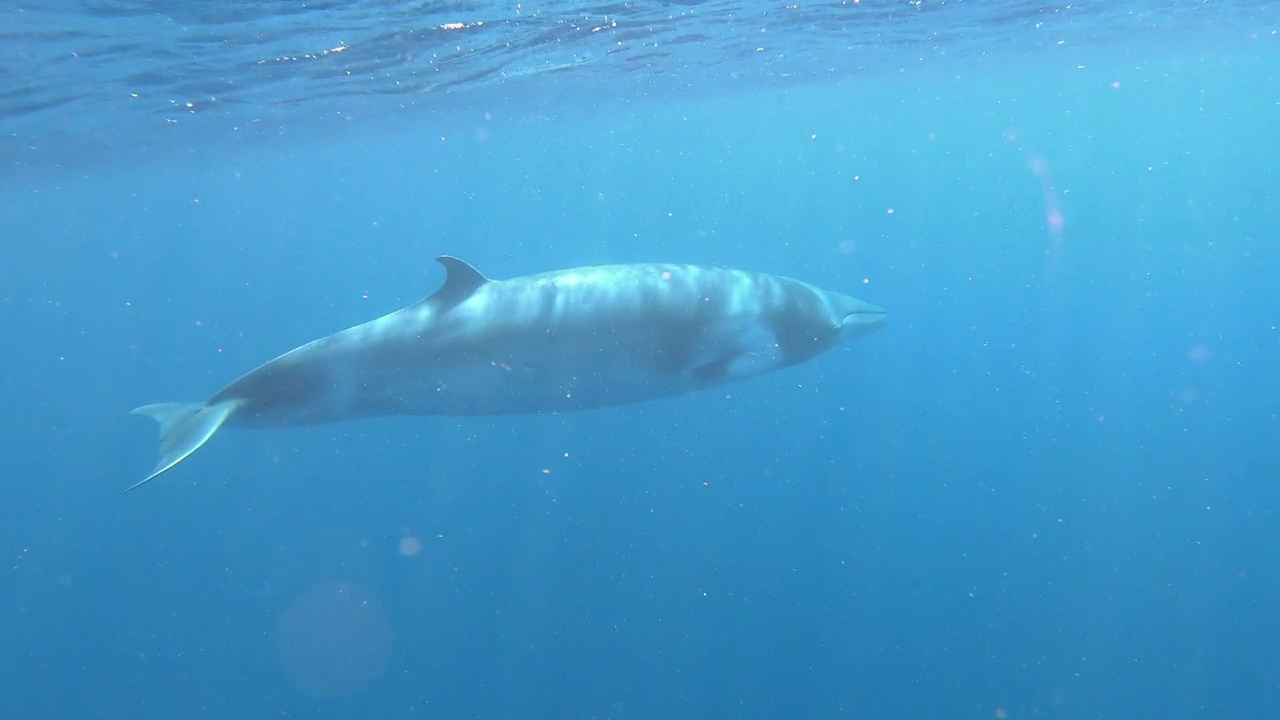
[[227, 308, 779, 424]]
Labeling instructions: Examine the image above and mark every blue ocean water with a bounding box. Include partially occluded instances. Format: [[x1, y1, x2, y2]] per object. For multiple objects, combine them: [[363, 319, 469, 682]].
[[3, 1, 1279, 718]]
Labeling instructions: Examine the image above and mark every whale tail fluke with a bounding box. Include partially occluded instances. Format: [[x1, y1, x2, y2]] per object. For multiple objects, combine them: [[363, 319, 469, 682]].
[[128, 399, 241, 493]]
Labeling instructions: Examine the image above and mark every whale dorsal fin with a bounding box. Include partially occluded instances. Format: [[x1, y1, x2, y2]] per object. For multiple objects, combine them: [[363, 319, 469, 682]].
[[425, 255, 490, 309]]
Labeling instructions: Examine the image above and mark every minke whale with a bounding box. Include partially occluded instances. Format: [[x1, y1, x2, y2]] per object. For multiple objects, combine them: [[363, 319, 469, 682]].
[[130, 256, 886, 491]]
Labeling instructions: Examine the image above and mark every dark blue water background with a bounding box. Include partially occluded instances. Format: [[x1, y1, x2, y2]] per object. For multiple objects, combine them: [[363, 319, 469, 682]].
[[3, 2, 1279, 718]]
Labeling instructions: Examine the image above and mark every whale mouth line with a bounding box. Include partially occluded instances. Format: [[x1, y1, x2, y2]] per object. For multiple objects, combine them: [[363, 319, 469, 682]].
[[840, 307, 887, 337]]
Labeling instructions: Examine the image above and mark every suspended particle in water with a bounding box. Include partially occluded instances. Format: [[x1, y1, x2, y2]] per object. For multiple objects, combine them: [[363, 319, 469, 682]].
[[398, 535, 421, 557]]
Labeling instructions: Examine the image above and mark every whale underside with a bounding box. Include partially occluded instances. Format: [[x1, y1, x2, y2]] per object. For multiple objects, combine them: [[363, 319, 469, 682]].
[[129, 255, 886, 491]]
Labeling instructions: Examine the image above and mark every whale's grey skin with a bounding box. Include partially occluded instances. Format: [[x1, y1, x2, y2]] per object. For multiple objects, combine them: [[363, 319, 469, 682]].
[[130, 256, 886, 491]]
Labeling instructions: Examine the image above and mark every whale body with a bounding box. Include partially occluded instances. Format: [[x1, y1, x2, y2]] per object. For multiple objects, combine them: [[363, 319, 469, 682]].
[[130, 256, 886, 491]]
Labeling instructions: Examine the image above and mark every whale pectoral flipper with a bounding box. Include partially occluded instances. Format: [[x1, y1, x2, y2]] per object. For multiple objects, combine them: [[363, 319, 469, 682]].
[[128, 399, 242, 492], [689, 352, 740, 384]]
